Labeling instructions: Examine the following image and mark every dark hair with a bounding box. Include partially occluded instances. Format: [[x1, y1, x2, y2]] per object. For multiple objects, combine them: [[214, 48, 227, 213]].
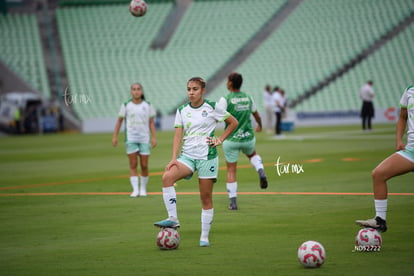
[[228, 72, 243, 90], [187, 77, 206, 88], [131, 82, 145, 100]]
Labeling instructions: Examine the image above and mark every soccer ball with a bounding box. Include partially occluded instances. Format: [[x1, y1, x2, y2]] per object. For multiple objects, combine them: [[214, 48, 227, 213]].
[[129, 0, 147, 17], [156, 228, 180, 250], [297, 240, 326, 268], [355, 228, 382, 252]]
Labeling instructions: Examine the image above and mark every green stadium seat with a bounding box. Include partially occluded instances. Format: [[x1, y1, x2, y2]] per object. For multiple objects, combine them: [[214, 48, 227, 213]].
[[0, 14, 51, 97]]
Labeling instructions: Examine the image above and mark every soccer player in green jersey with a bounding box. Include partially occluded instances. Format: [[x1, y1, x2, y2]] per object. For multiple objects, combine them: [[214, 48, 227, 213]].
[[217, 72, 268, 210], [154, 77, 238, 247]]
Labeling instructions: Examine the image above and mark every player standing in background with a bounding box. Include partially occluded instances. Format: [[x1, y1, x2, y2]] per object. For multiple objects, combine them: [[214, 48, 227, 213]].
[[154, 77, 238, 247], [273, 86, 286, 138], [112, 82, 157, 197], [262, 84, 274, 134], [359, 80, 375, 131], [217, 72, 268, 210], [356, 85, 414, 232]]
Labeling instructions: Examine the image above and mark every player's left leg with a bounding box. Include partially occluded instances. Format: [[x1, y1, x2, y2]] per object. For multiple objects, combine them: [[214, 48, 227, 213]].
[[199, 178, 214, 247], [137, 143, 151, 196], [138, 154, 149, 196], [197, 158, 218, 246], [245, 138, 268, 189]]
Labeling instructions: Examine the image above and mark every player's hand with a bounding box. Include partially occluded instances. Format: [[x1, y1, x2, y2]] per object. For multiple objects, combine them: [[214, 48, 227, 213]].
[[206, 137, 222, 148], [166, 160, 179, 171], [396, 141, 406, 151], [112, 137, 118, 147], [151, 137, 157, 148]]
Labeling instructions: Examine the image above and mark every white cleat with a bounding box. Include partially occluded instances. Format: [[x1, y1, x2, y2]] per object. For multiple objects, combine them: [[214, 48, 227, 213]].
[[130, 191, 139, 198], [355, 216, 387, 232]]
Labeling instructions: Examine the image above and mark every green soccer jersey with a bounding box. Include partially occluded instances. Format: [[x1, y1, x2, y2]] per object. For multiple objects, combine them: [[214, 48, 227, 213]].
[[217, 91, 257, 142]]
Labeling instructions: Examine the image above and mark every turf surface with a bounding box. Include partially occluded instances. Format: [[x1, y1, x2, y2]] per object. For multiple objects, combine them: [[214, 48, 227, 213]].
[[0, 124, 413, 275]]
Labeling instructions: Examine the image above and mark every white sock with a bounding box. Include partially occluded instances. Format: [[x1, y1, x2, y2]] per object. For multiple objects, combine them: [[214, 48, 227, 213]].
[[130, 176, 139, 193], [226, 182, 237, 198], [375, 199, 387, 220], [140, 176, 148, 196], [200, 208, 214, 242], [250, 154, 264, 171], [163, 186, 177, 218]]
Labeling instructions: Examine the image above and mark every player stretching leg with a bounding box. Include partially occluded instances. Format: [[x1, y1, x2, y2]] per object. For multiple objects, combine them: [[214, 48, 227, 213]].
[[154, 77, 238, 246], [356, 85, 414, 232]]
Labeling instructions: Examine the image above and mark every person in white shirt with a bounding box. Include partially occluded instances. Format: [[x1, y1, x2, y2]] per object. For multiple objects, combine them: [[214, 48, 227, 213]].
[[272, 87, 285, 137], [262, 84, 274, 134], [112, 83, 157, 197], [154, 77, 238, 247], [359, 80, 375, 131], [356, 85, 414, 233]]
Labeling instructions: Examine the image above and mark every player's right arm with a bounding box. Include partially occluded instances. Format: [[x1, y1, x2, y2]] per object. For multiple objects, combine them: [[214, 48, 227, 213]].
[[395, 107, 407, 151], [166, 126, 183, 170], [112, 117, 124, 147], [252, 111, 262, 133]]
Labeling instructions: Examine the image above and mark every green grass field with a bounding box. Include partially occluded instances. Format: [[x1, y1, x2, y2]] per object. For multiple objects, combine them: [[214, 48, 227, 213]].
[[1, 124, 413, 275]]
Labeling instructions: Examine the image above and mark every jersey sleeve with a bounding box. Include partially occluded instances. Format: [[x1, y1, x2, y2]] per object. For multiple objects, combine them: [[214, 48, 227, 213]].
[[214, 103, 231, 122], [216, 97, 228, 111], [149, 103, 156, 118], [118, 103, 126, 118], [250, 95, 257, 113], [399, 86, 412, 108], [174, 109, 183, 128]]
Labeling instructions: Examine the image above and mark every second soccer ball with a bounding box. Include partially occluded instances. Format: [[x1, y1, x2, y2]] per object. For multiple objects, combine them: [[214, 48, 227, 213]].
[[297, 240, 326, 268], [129, 0, 147, 17]]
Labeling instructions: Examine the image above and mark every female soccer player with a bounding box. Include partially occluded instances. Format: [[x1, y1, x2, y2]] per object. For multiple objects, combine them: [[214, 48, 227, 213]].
[[356, 85, 414, 232], [112, 82, 157, 197], [217, 72, 268, 210], [154, 77, 238, 247]]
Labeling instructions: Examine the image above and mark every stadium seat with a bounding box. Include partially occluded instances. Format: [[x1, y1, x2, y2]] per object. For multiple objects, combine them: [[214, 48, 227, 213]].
[[0, 14, 51, 97]]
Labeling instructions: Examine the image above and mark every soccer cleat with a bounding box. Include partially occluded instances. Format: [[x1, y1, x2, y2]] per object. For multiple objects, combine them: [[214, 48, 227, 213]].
[[200, 240, 210, 247], [130, 191, 139, 197], [229, 197, 238, 210], [258, 169, 268, 189], [260, 177, 268, 189], [355, 216, 387, 232], [154, 217, 180, 229]]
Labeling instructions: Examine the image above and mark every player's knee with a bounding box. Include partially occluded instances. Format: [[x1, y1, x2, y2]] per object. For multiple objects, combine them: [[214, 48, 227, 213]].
[[129, 160, 138, 169], [141, 163, 148, 172], [162, 171, 175, 186], [371, 166, 386, 182]]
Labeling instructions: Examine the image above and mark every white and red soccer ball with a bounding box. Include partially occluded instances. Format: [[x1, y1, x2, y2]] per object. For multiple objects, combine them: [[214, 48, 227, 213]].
[[355, 228, 382, 251], [129, 0, 147, 17], [297, 240, 326, 268], [156, 228, 180, 250]]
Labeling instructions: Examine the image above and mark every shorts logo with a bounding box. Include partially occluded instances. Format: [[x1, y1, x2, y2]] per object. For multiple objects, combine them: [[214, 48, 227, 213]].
[[209, 166, 215, 172], [169, 198, 177, 204]]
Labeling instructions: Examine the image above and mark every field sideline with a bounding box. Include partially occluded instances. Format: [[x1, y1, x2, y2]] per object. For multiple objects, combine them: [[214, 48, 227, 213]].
[[0, 124, 413, 275]]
